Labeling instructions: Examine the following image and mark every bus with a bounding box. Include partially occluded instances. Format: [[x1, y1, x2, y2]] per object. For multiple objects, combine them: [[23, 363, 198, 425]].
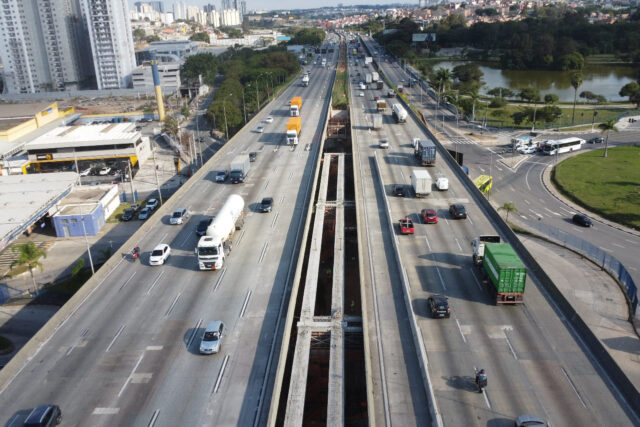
[[541, 137, 586, 155], [473, 175, 493, 195]]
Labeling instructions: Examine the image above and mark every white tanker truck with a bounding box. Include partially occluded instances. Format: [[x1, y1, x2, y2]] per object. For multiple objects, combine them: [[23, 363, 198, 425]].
[[195, 194, 245, 270]]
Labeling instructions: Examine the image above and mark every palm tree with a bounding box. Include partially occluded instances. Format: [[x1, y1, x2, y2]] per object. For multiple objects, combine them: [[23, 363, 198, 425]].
[[10, 242, 46, 294], [498, 202, 518, 222], [431, 67, 452, 101], [570, 72, 583, 125], [597, 119, 618, 158]]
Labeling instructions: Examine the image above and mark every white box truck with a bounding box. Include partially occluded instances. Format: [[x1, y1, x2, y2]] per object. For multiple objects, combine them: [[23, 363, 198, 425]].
[[411, 169, 432, 198], [229, 154, 250, 183], [372, 114, 383, 129], [196, 194, 245, 270]]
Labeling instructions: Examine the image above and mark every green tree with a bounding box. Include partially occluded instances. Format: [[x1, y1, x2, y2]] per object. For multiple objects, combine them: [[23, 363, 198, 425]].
[[431, 67, 452, 97], [180, 103, 191, 119], [146, 35, 161, 43], [597, 119, 618, 158], [452, 63, 483, 83], [619, 82, 640, 108], [162, 115, 180, 138], [498, 202, 518, 222], [544, 93, 559, 104], [181, 53, 219, 85], [561, 51, 584, 71], [190, 32, 210, 43], [10, 242, 46, 294], [133, 28, 146, 41], [570, 72, 583, 125]]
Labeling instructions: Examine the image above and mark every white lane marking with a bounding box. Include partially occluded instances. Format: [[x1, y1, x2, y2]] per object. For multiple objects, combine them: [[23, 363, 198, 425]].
[[259, 242, 268, 263], [561, 367, 587, 408], [146, 346, 163, 351], [93, 408, 120, 415], [159, 232, 168, 243], [558, 206, 574, 215], [211, 269, 226, 294], [495, 166, 502, 172], [240, 291, 251, 318], [271, 212, 279, 229], [483, 389, 492, 409], [529, 209, 544, 218], [263, 179, 270, 191], [455, 238, 462, 252], [520, 215, 527, 220], [165, 293, 181, 317], [468, 216, 474, 225], [117, 352, 144, 397], [425, 236, 432, 252], [444, 218, 450, 226], [435, 266, 447, 291], [543, 207, 561, 216], [187, 319, 203, 349], [119, 272, 137, 291], [523, 199, 530, 205], [479, 168, 485, 173], [179, 231, 192, 248], [212, 354, 230, 394], [624, 239, 638, 245], [455, 318, 467, 343], [147, 410, 160, 426], [470, 268, 483, 291], [505, 336, 518, 360], [105, 324, 126, 352], [611, 243, 625, 249], [146, 271, 164, 295]]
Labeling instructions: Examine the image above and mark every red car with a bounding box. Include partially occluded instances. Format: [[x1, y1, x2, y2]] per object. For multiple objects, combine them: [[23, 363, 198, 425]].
[[421, 208, 438, 224], [399, 218, 415, 234]]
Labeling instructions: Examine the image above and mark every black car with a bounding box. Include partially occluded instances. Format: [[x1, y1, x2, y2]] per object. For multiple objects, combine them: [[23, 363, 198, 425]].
[[260, 197, 274, 213], [24, 404, 62, 426], [394, 185, 406, 197], [588, 136, 604, 144], [196, 218, 213, 236], [122, 208, 136, 221], [249, 152, 257, 162], [572, 213, 593, 227], [449, 204, 467, 219], [427, 295, 450, 318]]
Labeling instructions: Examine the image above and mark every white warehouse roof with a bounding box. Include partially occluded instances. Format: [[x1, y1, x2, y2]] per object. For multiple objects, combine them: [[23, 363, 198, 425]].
[[26, 123, 140, 150]]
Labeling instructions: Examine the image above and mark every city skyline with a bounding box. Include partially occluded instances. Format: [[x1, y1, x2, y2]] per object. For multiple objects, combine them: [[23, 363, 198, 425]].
[[129, 0, 395, 12]]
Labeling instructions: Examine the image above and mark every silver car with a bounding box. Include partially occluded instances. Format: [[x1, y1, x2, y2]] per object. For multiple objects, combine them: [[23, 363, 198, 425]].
[[200, 320, 224, 354], [170, 208, 189, 225]]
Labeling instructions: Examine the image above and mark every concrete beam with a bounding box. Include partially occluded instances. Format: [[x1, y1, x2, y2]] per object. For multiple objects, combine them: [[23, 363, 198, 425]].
[[284, 325, 311, 427]]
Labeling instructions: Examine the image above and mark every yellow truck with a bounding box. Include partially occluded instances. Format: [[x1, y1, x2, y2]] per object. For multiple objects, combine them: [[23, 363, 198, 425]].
[[286, 117, 301, 145], [290, 96, 302, 116]]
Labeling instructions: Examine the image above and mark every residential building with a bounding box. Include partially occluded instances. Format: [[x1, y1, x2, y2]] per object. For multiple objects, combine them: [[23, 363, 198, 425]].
[[132, 63, 181, 91], [81, 0, 136, 90], [0, 0, 91, 94]]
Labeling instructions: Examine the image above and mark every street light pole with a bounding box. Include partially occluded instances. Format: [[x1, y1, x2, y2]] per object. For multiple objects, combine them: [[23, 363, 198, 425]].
[[222, 100, 228, 141], [151, 140, 164, 206]]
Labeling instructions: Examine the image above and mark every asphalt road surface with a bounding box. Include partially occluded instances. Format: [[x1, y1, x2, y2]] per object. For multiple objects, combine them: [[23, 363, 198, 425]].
[[357, 37, 637, 426], [0, 45, 339, 426]]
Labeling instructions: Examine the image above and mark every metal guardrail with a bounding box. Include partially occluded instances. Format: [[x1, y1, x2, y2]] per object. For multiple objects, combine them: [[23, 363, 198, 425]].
[[526, 220, 638, 316]]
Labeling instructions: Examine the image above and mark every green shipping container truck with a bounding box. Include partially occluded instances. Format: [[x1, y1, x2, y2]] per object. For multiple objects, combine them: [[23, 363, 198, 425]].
[[481, 243, 526, 304]]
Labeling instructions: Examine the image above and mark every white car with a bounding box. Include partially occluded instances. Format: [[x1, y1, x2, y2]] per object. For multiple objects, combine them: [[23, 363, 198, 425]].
[[256, 126, 264, 133], [359, 92, 364, 97], [79, 167, 92, 177], [146, 198, 159, 211], [98, 167, 111, 176], [264, 116, 273, 123], [149, 244, 170, 266], [435, 177, 449, 191], [379, 139, 389, 149], [518, 146, 536, 154]]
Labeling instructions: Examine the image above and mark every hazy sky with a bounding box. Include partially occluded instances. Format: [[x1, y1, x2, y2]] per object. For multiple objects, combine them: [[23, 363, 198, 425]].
[[130, 1, 395, 12]]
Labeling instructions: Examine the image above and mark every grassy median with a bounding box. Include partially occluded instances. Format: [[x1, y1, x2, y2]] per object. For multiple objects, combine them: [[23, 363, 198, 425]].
[[332, 42, 349, 110], [552, 145, 640, 230]]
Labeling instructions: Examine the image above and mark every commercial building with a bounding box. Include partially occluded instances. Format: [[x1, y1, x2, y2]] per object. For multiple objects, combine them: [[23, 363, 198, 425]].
[[23, 123, 151, 175], [135, 40, 200, 65], [132, 63, 181, 91], [52, 184, 120, 238]]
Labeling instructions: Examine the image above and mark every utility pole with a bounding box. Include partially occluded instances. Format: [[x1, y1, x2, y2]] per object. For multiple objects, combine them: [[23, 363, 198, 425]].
[[151, 141, 163, 206], [127, 158, 136, 202], [80, 206, 95, 275]]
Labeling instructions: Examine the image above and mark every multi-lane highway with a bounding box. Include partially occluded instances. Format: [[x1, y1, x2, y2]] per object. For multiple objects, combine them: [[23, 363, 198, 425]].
[[355, 37, 637, 425], [0, 40, 339, 425]]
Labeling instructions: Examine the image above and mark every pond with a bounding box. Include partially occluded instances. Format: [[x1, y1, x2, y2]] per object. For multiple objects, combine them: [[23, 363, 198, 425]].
[[429, 61, 638, 102]]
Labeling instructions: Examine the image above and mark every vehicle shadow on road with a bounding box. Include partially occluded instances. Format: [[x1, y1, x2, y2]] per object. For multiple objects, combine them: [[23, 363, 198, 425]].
[[443, 374, 478, 393], [183, 326, 204, 355]]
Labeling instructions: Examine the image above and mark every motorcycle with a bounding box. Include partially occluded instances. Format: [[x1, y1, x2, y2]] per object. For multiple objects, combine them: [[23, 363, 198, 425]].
[[132, 246, 140, 261], [475, 368, 487, 393]]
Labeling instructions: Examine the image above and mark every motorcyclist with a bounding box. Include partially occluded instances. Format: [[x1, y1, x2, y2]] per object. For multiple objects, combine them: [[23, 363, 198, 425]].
[[132, 246, 140, 260], [475, 369, 487, 392]]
